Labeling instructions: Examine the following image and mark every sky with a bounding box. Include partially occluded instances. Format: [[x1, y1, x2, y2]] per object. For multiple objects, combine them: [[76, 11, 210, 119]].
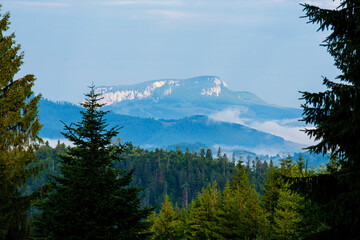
[[1, 0, 341, 108]]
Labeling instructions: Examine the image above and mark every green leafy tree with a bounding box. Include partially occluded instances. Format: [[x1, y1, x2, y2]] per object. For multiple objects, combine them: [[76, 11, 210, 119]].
[[33, 86, 152, 239], [295, 1, 360, 238], [0, 7, 42, 239]]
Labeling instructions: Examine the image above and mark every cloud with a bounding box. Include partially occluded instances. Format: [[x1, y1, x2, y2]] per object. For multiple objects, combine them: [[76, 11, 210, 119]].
[[11, 1, 71, 7], [100, 0, 183, 6], [7, 0, 183, 7], [246, 119, 315, 146], [142, 9, 277, 24], [208, 106, 250, 126], [300, 0, 342, 9], [212, 144, 299, 156], [209, 107, 315, 146], [147, 9, 187, 19]]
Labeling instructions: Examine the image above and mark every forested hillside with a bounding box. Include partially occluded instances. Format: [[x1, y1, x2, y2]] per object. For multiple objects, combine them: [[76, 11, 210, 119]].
[[29, 142, 272, 209], [147, 155, 325, 239], [27, 141, 331, 239]]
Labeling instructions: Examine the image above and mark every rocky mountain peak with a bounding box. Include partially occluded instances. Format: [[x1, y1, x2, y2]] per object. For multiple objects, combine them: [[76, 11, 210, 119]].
[[95, 76, 230, 106]]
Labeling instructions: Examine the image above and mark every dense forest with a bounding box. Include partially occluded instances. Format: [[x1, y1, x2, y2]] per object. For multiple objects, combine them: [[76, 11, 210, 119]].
[[29, 141, 325, 239], [29, 142, 273, 209], [1, 0, 360, 239]]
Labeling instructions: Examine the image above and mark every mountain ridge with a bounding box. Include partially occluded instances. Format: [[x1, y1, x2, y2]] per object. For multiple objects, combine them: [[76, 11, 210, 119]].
[[95, 76, 302, 120], [38, 98, 305, 155]]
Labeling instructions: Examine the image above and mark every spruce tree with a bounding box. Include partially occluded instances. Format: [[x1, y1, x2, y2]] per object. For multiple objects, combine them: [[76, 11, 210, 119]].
[[148, 195, 178, 240], [261, 160, 281, 238], [293, 1, 360, 238], [272, 157, 302, 239], [205, 149, 212, 160], [0, 7, 42, 239], [272, 185, 302, 239], [187, 182, 221, 240], [217, 161, 267, 239], [33, 86, 152, 239]]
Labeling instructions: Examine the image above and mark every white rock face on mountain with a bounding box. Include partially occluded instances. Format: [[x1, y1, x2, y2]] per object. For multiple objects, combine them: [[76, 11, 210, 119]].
[[95, 76, 231, 106], [94, 76, 301, 122]]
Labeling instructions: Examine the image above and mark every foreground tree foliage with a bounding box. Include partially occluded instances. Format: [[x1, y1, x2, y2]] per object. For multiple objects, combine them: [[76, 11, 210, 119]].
[[289, 1, 360, 238], [273, 157, 304, 239], [148, 155, 321, 240], [0, 6, 42, 240], [187, 182, 221, 239], [147, 194, 184, 240], [33, 87, 152, 239], [217, 161, 267, 239]]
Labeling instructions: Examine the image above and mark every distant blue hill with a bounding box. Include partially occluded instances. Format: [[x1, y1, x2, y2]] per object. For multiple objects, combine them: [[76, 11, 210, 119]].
[[38, 98, 304, 154]]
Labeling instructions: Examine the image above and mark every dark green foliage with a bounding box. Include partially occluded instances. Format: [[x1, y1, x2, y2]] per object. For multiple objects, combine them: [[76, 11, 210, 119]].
[[261, 160, 281, 237], [273, 158, 304, 239], [0, 6, 42, 240], [33, 87, 152, 239], [30, 144, 273, 211], [296, 1, 360, 238], [26, 141, 65, 194], [247, 157, 267, 194], [301, 1, 360, 165], [117, 145, 237, 209], [147, 157, 280, 240]]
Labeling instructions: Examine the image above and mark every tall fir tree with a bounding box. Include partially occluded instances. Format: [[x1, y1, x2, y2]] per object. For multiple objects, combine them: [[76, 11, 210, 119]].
[[292, 1, 360, 238], [272, 157, 303, 239], [0, 7, 42, 240], [261, 159, 281, 239], [187, 182, 221, 240], [272, 184, 302, 240], [217, 161, 267, 239], [33, 86, 152, 239], [147, 194, 180, 240]]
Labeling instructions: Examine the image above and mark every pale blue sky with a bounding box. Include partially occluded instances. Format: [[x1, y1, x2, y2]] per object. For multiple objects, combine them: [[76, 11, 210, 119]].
[[1, 0, 340, 108]]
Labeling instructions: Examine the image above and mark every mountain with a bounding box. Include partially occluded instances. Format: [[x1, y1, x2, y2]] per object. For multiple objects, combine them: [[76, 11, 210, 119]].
[[95, 76, 302, 120], [38, 98, 305, 154]]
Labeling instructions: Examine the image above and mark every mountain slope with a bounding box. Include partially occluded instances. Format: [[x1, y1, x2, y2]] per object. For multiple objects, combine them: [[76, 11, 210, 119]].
[[95, 76, 302, 120], [38, 99, 304, 154]]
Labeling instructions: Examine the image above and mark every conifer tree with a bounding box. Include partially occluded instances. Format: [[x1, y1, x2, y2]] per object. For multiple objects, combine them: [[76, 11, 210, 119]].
[[228, 159, 249, 191], [173, 206, 188, 239], [199, 148, 205, 159], [187, 182, 221, 239], [33, 86, 152, 239], [261, 160, 281, 238], [216, 147, 221, 160], [272, 185, 302, 239], [0, 7, 42, 239], [148, 194, 181, 240], [294, 1, 360, 237], [217, 161, 267, 239], [205, 149, 212, 160]]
